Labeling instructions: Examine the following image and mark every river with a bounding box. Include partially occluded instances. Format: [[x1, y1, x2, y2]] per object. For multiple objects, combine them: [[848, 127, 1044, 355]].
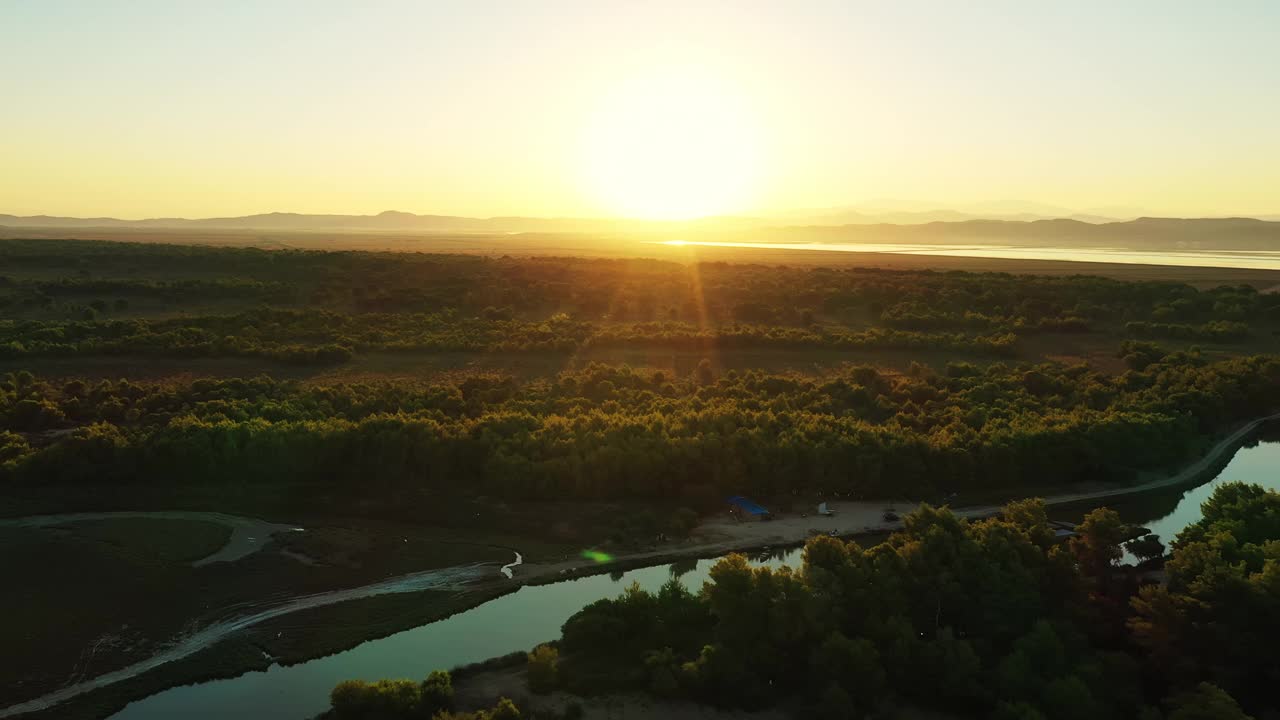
[[1103, 427, 1280, 545], [92, 430, 1280, 719], [109, 550, 803, 719]]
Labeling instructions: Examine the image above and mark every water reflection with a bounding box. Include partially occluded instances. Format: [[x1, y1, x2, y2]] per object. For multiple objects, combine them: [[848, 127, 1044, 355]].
[[111, 548, 803, 719], [1048, 427, 1280, 555], [1104, 429, 1280, 544], [668, 557, 698, 579], [754, 546, 795, 564]]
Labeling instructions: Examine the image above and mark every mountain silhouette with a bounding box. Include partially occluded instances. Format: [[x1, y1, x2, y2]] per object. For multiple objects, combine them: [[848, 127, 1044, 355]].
[[3, 211, 1280, 251]]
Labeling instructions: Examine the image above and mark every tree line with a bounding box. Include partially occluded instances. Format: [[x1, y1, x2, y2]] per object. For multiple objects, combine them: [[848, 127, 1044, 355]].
[[1125, 320, 1251, 343], [3, 351, 1279, 506], [0, 310, 1019, 363]]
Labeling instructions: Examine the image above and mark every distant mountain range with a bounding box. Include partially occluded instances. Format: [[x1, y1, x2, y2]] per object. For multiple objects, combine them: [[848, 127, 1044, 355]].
[[0, 210, 620, 233], [763, 200, 1132, 225], [4, 210, 1280, 251]]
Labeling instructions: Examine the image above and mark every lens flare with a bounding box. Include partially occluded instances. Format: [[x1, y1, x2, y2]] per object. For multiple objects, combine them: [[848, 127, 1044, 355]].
[[581, 549, 614, 564]]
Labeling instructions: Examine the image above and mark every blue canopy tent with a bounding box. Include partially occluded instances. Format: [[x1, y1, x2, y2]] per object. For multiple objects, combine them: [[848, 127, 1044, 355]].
[[727, 495, 772, 520]]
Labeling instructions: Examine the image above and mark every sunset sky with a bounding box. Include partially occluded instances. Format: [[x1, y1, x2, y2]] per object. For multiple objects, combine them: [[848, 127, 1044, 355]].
[[3, 1, 1278, 220]]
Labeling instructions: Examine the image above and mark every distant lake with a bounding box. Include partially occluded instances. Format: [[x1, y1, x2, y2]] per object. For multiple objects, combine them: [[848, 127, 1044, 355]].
[[655, 240, 1280, 271]]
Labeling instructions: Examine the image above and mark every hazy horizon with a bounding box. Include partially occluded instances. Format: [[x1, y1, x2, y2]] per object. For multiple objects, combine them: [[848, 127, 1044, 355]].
[[5, 202, 1280, 225], [4, 1, 1279, 220]]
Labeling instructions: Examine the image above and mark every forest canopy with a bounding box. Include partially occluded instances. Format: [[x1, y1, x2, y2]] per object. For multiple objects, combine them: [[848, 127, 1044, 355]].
[[3, 239, 1279, 511], [2, 351, 1279, 506], [2, 239, 1277, 365]]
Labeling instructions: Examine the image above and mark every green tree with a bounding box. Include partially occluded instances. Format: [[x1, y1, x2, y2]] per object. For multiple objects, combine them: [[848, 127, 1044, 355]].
[[1071, 508, 1127, 580], [811, 632, 885, 703], [1165, 683, 1254, 720], [1041, 675, 1096, 720], [488, 697, 522, 720], [328, 678, 421, 719], [1001, 498, 1056, 547], [419, 670, 454, 716], [330, 680, 371, 719], [526, 644, 559, 694], [694, 358, 715, 386], [1125, 534, 1165, 564]]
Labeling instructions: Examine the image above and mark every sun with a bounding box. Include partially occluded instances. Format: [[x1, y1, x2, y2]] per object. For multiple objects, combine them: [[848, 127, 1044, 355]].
[[581, 68, 764, 221]]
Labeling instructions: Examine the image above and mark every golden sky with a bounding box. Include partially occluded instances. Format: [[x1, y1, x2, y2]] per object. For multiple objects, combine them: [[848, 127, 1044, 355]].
[[2, 1, 1278, 220]]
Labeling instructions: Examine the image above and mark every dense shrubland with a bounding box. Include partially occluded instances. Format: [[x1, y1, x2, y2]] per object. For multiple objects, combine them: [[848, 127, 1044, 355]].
[[2, 350, 1278, 503], [1125, 320, 1252, 342], [2, 239, 1278, 365], [0, 310, 1018, 360]]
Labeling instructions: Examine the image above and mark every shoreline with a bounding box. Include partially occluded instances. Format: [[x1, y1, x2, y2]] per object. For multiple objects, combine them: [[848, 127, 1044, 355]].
[[515, 412, 1280, 586], [7, 412, 1277, 719]]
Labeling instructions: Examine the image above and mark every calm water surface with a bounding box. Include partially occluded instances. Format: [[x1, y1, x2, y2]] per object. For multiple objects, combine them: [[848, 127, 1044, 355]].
[[111, 433, 1280, 719], [655, 240, 1280, 271], [111, 549, 802, 719], [1105, 431, 1280, 543]]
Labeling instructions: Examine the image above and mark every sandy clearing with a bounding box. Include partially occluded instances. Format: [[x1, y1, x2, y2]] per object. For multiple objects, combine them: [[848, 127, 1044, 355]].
[[512, 412, 1280, 583], [685, 412, 1280, 551]]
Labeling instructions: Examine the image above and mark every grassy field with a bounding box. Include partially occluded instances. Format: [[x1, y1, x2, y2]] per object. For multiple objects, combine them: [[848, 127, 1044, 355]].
[[49, 517, 232, 564]]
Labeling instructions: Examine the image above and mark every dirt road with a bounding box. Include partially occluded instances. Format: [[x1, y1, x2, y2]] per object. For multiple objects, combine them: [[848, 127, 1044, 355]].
[[682, 412, 1280, 552]]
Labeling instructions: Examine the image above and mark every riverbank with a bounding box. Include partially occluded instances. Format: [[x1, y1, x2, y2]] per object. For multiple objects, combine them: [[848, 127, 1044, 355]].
[[514, 412, 1280, 585], [0, 519, 520, 720], [6, 413, 1276, 720]]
